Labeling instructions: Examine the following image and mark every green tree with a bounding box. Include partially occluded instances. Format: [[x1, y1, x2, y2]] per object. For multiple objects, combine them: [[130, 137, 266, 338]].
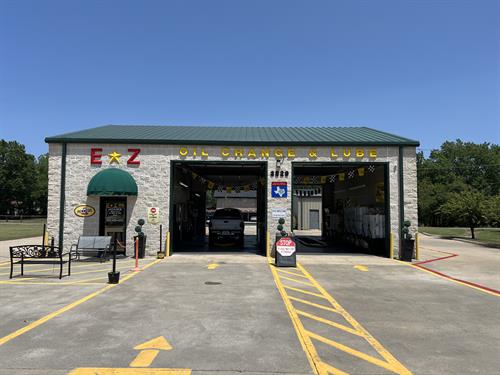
[[439, 190, 489, 239], [0, 140, 37, 215]]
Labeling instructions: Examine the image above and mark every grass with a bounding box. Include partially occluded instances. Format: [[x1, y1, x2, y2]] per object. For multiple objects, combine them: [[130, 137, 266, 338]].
[[0, 219, 46, 241], [419, 227, 500, 245]]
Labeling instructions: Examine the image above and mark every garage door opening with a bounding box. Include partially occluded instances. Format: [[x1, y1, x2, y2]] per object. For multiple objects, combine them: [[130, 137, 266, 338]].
[[292, 162, 390, 257], [170, 161, 267, 255]]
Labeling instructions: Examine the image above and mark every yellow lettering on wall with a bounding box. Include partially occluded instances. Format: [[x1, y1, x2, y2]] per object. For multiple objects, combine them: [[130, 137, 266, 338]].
[[261, 149, 270, 158], [330, 149, 338, 159], [308, 149, 317, 159], [369, 149, 377, 158], [201, 149, 208, 158], [221, 148, 230, 157], [192, 148, 197, 156], [179, 147, 188, 156], [234, 149, 243, 157], [356, 149, 364, 158], [343, 148, 351, 158], [247, 149, 256, 158], [287, 149, 295, 158], [274, 149, 284, 158]]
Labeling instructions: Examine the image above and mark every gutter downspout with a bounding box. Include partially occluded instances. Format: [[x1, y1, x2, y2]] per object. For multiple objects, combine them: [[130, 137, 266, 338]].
[[58, 143, 67, 251], [398, 146, 405, 259]]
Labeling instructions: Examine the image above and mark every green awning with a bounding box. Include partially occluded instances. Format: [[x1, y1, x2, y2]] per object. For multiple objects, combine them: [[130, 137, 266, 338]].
[[87, 168, 138, 196]]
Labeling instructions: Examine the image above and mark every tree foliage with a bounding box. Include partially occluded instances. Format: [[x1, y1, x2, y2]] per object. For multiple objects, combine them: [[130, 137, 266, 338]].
[[0, 140, 48, 215], [418, 140, 499, 232]]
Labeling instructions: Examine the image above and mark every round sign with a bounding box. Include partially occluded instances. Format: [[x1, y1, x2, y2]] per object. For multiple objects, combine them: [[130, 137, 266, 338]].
[[74, 204, 96, 217], [150, 207, 157, 213]]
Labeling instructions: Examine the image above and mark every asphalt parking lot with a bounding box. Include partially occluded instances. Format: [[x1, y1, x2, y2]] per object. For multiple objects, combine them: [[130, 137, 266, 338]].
[[0, 235, 498, 374]]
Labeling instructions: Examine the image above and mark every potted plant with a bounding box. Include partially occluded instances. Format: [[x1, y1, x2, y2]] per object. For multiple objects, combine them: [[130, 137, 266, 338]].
[[400, 220, 415, 261]]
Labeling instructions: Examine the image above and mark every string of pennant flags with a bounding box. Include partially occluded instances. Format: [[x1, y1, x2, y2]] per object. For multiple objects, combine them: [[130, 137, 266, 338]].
[[181, 165, 376, 193], [181, 167, 265, 192], [293, 165, 375, 185]]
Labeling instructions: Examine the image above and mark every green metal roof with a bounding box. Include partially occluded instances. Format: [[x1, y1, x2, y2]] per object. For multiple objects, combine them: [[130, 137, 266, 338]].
[[87, 168, 138, 196], [46, 125, 419, 146]]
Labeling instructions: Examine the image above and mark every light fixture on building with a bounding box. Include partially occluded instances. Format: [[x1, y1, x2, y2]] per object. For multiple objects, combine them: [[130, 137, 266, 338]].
[[194, 193, 201, 197], [179, 181, 189, 188], [276, 159, 282, 169]]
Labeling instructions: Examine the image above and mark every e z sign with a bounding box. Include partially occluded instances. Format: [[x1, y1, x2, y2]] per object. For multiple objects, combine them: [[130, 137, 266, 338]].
[[90, 148, 141, 166]]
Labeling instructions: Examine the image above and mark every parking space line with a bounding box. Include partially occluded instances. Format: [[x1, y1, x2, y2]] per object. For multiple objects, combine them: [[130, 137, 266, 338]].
[[269, 259, 412, 375], [277, 268, 310, 279], [0, 259, 139, 276], [288, 296, 339, 313], [283, 285, 327, 299], [279, 275, 315, 287], [0, 259, 162, 347], [296, 310, 363, 337]]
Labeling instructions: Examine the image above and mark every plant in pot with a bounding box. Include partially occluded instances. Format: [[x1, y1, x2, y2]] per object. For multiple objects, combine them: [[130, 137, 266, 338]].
[[400, 220, 415, 262], [275, 217, 287, 242]]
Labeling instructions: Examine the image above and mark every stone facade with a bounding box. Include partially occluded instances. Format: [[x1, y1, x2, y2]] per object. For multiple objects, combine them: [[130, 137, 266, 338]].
[[47, 143, 418, 257]]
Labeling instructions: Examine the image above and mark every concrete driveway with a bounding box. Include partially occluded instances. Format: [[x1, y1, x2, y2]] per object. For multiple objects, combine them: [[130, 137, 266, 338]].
[[0, 236, 498, 374]]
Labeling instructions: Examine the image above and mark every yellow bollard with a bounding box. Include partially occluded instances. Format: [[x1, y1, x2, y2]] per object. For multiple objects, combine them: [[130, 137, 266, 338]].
[[415, 232, 419, 260], [390, 232, 394, 259], [166, 231, 170, 257]]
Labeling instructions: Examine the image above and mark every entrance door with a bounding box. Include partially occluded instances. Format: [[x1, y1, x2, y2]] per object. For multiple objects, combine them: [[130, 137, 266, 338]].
[[100, 197, 127, 254], [309, 209, 320, 229]]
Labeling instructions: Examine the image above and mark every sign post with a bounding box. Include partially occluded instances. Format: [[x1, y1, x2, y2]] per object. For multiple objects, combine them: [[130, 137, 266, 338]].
[[275, 237, 296, 267]]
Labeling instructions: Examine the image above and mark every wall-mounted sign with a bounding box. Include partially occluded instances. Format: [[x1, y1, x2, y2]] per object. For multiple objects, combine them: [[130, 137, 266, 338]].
[[74, 204, 96, 217], [272, 208, 287, 219], [179, 147, 377, 160], [90, 148, 141, 166], [147, 207, 160, 224], [271, 182, 288, 198]]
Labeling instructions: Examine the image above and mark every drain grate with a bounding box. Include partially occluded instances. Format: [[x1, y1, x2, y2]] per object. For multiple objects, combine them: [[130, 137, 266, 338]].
[[204, 281, 222, 285]]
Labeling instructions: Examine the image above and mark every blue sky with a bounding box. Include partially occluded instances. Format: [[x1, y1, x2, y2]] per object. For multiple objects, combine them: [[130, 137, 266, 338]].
[[1, 0, 498, 156]]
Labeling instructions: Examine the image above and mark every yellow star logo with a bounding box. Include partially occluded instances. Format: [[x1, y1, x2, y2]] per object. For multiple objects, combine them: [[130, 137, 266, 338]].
[[108, 151, 121, 164]]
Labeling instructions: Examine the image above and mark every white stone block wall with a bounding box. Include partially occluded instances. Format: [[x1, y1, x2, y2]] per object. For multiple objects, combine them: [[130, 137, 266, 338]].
[[46, 142, 418, 258]]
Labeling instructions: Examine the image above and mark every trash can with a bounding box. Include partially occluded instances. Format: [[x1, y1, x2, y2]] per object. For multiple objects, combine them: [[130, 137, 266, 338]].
[[400, 239, 414, 262], [133, 235, 147, 258]]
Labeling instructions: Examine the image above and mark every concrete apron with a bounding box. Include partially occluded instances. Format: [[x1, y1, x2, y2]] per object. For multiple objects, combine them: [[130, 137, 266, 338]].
[[0, 255, 313, 374]]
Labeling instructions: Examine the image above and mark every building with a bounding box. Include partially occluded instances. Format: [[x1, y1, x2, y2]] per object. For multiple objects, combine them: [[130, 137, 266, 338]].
[[45, 125, 419, 258]]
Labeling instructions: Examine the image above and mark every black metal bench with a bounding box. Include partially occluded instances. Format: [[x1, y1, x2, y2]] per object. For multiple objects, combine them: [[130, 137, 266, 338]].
[[9, 245, 71, 279], [70, 236, 112, 262]]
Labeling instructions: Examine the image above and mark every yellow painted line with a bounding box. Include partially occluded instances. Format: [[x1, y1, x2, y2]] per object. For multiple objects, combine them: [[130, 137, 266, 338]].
[[283, 285, 327, 299], [268, 257, 321, 375], [353, 265, 369, 272], [393, 258, 500, 298], [69, 368, 191, 374], [295, 309, 364, 337], [297, 263, 412, 375], [276, 268, 310, 279], [0, 261, 11, 266], [207, 263, 219, 270], [0, 277, 38, 283], [0, 259, 143, 276], [0, 281, 105, 286], [135, 336, 172, 350], [279, 275, 315, 287], [288, 296, 339, 314], [317, 361, 350, 375], [129, 349, 159, 367], [0, 259, 162, 347], [307, 330, 404, 374]]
